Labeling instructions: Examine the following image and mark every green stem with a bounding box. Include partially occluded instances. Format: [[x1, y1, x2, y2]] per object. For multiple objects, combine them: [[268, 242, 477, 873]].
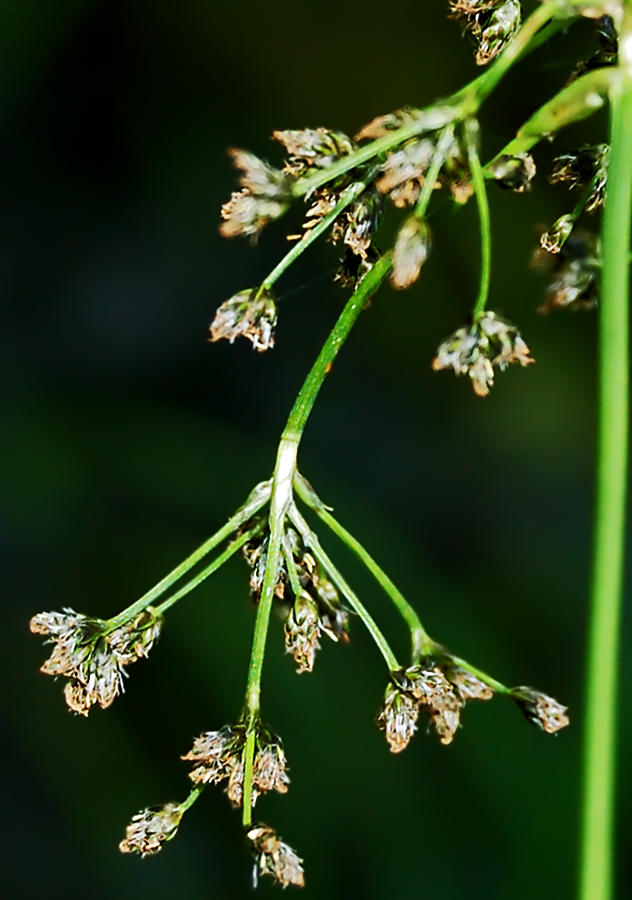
[[282, 254, 393, 443], [282, 538, 304, 598], [293, 472, 432, 660], [180, 786, 203, 813], [288, 502, 400, 670], [465, 119, 492, 318], [442, 652, 509, 695], [105, 481, 271, 632], [257, 178, 375, 298], [154, 526, 262, 616], [579, 28, 632, 900]]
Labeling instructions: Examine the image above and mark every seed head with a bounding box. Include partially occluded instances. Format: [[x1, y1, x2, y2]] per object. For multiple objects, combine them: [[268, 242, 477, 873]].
[[391, 217, 431, 289], [273, 128, 355, 177], [444, 665, 494, 701], [450, 0, 521, 66], [510, 687, 570, 734], [119, 803, 183, 857], [210, 288, 277, 352], [377, 683, 419, 753], [247, 824, 305, 888], [331, 187, 383, 259], [432, 311, 534, 397], [376, 138, 436, 198], [285, 591, 322, 673]]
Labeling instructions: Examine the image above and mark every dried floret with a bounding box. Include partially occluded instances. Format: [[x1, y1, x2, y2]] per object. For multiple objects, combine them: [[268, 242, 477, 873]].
[[404, 663, 462, 745], [444, 665, 494, 701], [210, 288, 277, 352], [391, 217, 431, 289], [119, 803, 183, 857], [248, 824, 305, 888], [432, 311, 534, 397], [285, 591, 321, 673], [30, 607, 162, 715], [510, 687, 570, 734], [355, 106, 454, 142], [377, 683, 419, 753], [540, 214, 575, 254], [331, 187, 383, 258], [376, 138, 436, 195], [335, 246, 379, 290], [450, 0, 521, 66], [488, 152, 536, 192], [273, 127, 355, 176]]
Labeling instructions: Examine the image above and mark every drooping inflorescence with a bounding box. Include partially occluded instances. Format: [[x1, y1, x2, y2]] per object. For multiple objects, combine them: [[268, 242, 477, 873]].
[[28, 0, 625, 887]]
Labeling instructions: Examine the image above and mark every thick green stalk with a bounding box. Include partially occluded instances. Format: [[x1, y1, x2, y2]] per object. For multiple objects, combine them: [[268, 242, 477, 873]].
[[105, 481, 271, 631], [579, 23, 632, 900], [282, 255, 393, 443]]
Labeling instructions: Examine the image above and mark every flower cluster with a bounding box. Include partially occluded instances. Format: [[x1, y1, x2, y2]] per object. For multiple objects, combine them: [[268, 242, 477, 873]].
[[450, 0, 522, 66], [432, 311, 534, 397], [209, 287, 277, 351], [220, 149, 292, 240], [247, 824, 305, 888], [30, 607, 162, 715], [182, 723, 289, 807], [119, 803, 183, 857], [241, 521, 350, 672], [510, 687, 570, 733], [378, 658, 493, 752]]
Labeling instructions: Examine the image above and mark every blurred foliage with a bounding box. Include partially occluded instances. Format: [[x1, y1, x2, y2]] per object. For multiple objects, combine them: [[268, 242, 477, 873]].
[[1, 1, 631, 898]]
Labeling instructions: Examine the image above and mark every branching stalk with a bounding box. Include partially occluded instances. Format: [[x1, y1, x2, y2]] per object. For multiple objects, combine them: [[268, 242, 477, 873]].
[[465, 118, 492, 318]]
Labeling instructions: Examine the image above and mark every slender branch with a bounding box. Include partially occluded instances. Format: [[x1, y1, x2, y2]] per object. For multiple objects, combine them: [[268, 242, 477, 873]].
[[465, 119, 492, 318], [180, 786, 203, 813], [415, 126, 455, 219], [293, 472, 432, 660], [579, 24, 632, 900], [155, 526, 262, 616], [105, 481, 271, 631], [257, 177, 375, 298], [442, 652, 509, 695], [288, 502, 400, 671]]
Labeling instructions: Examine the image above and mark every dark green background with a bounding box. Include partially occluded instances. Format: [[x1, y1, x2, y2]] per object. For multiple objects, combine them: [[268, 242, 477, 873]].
[[1, 2, 629, 898]]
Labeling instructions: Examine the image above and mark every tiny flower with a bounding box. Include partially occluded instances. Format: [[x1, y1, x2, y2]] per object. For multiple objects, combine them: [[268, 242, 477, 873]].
[[182, 725, 240, 786], [377, 682, 419, 753], [540, 214, 575, 254], [534, 231, 601, 313], [30, 607, 162, 715], [119, 803, 183, 857], [331, 187, 384, 258], [391, 216, 431, 289], [432, 311, 534, 397], [247, 824, 305, 888], [209, 288, 277, 352], [549, 144, 609, 213], [444, 664, 494, 701], [450, 0, 521, 66], [273, 127, 355, 176], [242, 529, 287, 599], [220, 149, 291, 239], [510, 687, 570, 734], [487, 152, 536, 192], [285, 591, 322, 673], [335, 246, 379, 290], [355, 106, 454, 142], [376, 138, 436, 197], [404, 663, 462, 745]]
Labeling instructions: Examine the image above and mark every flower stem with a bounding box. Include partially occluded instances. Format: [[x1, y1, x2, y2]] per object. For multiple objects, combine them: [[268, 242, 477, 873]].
[[288, 503, 400, 671], [579, 25, 632, 900], [465, 118, 492, 318], [104, 481, 271, 632], [180, 786, 203, 813], [293, 472, 432, 660], [155, 525, 262, 616]]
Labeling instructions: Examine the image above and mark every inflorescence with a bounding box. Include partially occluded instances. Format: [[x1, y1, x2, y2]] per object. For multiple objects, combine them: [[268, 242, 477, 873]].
[[30, 0, 622, 887]]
